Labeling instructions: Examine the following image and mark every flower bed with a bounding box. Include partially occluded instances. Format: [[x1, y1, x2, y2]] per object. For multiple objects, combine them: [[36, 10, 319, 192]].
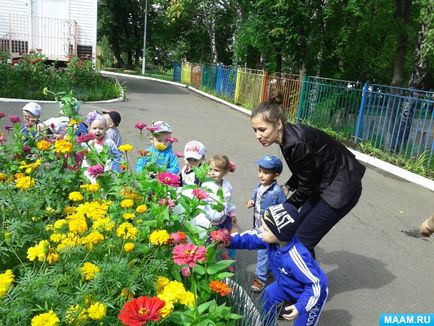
[[0, 98, 252, 325]]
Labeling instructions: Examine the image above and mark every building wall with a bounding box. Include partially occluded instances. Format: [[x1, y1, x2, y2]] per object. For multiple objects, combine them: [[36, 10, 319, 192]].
[[0, 0, 28, 37]]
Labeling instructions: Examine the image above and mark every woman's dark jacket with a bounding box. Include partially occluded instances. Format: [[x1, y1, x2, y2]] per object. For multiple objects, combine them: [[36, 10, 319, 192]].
[[281, 123, 366, 209]]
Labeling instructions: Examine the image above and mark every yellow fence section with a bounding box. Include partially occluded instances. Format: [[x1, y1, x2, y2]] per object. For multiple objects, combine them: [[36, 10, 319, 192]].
[[181, 62, 192, 85], [234, 68, 265, 109]]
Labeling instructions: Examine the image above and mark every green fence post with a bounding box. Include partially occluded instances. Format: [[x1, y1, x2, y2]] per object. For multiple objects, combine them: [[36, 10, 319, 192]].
[[296, 75, 308, 122]]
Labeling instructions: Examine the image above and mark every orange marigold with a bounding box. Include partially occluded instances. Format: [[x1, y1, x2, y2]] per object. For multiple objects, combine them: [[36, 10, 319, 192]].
[[209, 280, 232, 296]]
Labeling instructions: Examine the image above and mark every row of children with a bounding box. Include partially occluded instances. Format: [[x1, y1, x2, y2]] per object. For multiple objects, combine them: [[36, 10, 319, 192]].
[[132, 119, 328, 325], [21, 102, 327, 325]]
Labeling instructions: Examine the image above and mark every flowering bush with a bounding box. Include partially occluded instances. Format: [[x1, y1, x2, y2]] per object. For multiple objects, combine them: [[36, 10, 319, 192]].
[[0, 99, 244, 325]]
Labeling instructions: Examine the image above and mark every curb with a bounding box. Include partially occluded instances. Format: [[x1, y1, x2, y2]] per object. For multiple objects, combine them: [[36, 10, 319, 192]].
[[61, 72, 434, 192]]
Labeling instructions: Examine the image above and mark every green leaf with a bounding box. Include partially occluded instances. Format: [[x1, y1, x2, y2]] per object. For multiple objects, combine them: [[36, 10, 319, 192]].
[[206, 260, 234, 275]]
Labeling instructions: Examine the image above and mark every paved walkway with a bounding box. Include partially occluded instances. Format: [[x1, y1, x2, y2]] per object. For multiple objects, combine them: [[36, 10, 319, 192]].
[[1, 76, 433, 325]]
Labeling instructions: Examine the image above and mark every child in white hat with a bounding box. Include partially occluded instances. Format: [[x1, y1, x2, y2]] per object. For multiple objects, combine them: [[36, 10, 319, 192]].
[[180, 140, 206, 186], [21, 102, 44, 136]]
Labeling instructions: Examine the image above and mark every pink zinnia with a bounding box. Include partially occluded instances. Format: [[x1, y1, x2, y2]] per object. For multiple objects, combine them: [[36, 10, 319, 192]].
[[87, 164, 104, 178], [9, 115, 20, 124], [77, 133, 96, 143], [134, 122, 147, 130], [210, 229, 231, 247], [0, 112, 5, 119], [167, 137, 178, 143], [0, 135, 6, 143], [4, 125, 12, 132], [23, 145, 31, 152], [157, 172, 180, 187], [181, 267, 191, 278], [172, 243, 207, 267], [170, 231, 187, 244], [145, 126, 159, 132], [228, 161, 236, 172], [192, 188, 209, 200], [174, 150, 184, 158]]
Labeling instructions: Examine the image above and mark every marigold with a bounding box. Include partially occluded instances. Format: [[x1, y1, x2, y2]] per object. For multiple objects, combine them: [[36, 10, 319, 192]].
[[0, 269, 14, 297], [119, 144, 134, 152], [149, 230, 170, 245], [92, 217, 115, 232], [67, 215, 88, 234], [36, 139, 51, 151], [0, 173, 6, 182], [120, 199, 134, 209], [80, 262, 100, 280], [155, 143, 167, 151], [123, 213, 136, 220], [116, 222, 138, 240], [27, 240, 49, 262], [179, 291, 195, 306], [19, 159, 42, 174], [209, 280, 232, 296], [136, 204, 148, 213], [124, 242, 135, 252], [68, 191, 84, 202], [66, 304, 88, 324], [31, 310, 60, 326], [87, 302, 106, 320], [80, 231, 104, 249], [155, 276, 170, 293], [15, 175, 35, 190], [47, 250, 60, 264], [54, 139, 73, 154], [80, 183, 100, 193]]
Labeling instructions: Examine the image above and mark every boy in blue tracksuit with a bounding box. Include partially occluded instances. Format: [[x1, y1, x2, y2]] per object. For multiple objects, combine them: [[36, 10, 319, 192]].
[[229, 203, 328, 326], [246, 155, 287, 293], [135, 120, 180, 174]]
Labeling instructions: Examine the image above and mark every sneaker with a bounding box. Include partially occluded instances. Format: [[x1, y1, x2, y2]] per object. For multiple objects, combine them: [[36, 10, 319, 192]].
[[250, 278, 266, 293]]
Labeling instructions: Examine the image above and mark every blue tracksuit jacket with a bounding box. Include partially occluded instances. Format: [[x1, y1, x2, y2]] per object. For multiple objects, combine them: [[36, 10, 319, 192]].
[[229, 230, 328, 325]]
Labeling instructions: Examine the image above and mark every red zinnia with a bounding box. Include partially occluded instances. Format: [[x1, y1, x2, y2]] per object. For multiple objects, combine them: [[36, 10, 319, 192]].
[[157, 172, 180, 187], [9, 115, 20, 124], [172, 243, 207, 267], [87, 164, 104, 178], [134, 122, 147, 130], [192, 188, 209, 200], [118, 296, 165, 326], [210, 229, 231, 247], [77, 133, 96, 143], [170, 231, 187, 244]]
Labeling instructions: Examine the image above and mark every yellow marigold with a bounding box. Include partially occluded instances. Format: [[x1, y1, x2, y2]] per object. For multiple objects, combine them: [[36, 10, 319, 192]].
[[76, 201, 109, 221], [116, 222, 138, 240], [120, 187, 141, 200], [123, 242, 135, 252], [15, 175, 35, 190], [149, 230, 170, 246], [53, 219, 67, 229], [136, 204, 148, 213], [80, 262, 100, 281], [68, 191, 84, 202], [0, 173, 7, 182], [156, 276, 170, 293], [122, 212, 136, 220], [27, 240, 49, 262], [157, 296, 174, 317], [160, 280, 186, 303], [69, 119, 80, 126], [87, 302, 106, 320], [155, 143, 167, 151], [31, 310, 60, 326], [80, 231, 104, 249], [91, 217, 115, 232], [120, 199, 134, 209], [63, 206, 76, 215], [50, 233, 64, 243], [0, 269, 14, 297], [56, 233, 80, 250], [66, 304, 88, 324], [54, 139, 73, 154], [36, 139, 51, 151], [80, 183, 100, 193], [19, 159, 42, 174], [118, 144, 134, 152], [179, 291, 195, 307], [47, 250, 60, 264], [67, 215, 88, 234]]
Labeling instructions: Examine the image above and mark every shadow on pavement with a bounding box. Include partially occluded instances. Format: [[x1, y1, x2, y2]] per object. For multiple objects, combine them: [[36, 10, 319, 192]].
[[317, 248, 396, 300], [115, 77, 188, 95], [319, 309, 353, 326]]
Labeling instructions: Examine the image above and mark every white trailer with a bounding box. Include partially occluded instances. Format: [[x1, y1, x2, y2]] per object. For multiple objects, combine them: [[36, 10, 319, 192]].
[[0, 0, 97, 62]]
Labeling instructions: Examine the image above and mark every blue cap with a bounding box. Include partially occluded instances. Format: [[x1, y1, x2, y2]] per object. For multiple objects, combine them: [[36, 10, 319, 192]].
[[256, 155, 283, 174]]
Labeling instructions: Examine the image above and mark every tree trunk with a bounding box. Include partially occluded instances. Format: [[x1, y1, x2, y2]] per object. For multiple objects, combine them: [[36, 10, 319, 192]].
[[391, 0, 412, 86], [202, 7, 218, 64], [111, 41, 124, 68], [408, 23, 429, 88]]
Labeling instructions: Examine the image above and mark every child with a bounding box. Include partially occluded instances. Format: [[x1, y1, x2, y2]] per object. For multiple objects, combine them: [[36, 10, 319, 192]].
[[21, 102, 44, 136], [420, 212, 434, 237], [246, 155, 287, 293], [82, 115, 121, 181], [228, 203, 328, 326], [201, 154, 236, 230], [102, 109, 123, 147], [135, 120, 180, 174], [180, 140, 206, 186]]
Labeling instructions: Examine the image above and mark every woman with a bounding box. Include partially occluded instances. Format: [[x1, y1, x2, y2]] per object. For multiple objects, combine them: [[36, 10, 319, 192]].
[[251, 93, 365, 257]]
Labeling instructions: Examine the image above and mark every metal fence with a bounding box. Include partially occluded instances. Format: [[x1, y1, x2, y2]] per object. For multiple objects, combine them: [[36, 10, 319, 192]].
[[135, 61, 434, 168]]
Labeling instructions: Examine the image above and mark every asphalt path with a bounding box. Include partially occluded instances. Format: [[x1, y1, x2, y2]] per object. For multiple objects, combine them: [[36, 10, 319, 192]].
[[1, 76, 433, 325]]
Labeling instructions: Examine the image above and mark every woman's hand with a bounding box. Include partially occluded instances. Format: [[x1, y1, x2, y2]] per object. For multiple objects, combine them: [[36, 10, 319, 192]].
[[281, 304, 298, 321], [246, 199, 254, 208]]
